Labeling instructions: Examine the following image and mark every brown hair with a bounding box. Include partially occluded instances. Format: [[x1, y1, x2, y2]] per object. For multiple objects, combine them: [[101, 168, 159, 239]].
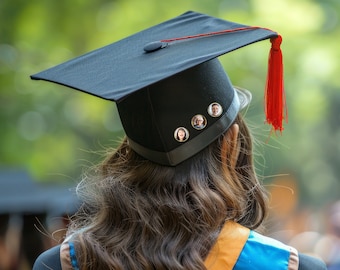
[[67, 114, 268, 270]]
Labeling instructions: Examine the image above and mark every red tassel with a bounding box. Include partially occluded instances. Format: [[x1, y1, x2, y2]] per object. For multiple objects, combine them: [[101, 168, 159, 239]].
[[265, 35, 287, 133]]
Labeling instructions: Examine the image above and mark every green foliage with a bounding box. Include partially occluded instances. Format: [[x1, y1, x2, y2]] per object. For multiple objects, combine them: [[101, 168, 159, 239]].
[[1, 0, 339, 206]]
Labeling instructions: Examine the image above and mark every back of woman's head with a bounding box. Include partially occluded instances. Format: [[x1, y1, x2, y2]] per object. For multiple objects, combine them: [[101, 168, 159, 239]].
[[70, 114, 268, 270]]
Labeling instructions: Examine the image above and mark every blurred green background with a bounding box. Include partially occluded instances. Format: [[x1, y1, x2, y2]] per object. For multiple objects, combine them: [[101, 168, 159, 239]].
[[1, 0, 340, 268], [2, 0, 339, 207]]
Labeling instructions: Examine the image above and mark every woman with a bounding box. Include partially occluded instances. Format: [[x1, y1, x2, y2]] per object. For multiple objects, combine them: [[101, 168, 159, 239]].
[[175, 127, 188, 142], [32, 11, 326, 270], [61, 114, 278, 269]]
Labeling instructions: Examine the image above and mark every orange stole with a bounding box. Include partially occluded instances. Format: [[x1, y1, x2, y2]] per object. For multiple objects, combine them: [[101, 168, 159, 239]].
[[204, 222, 250, 270]]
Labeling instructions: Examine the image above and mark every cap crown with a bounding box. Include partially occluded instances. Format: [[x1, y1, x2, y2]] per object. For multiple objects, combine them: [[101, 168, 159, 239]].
[[117, 59, 240, 165]]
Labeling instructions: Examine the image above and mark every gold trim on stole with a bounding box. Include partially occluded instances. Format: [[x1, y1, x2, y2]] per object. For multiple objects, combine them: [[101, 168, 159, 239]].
[[204, 221, 250, 270]]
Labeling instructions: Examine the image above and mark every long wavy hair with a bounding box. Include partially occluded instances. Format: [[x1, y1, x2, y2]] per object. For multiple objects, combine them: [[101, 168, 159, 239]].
[[67, 114, 268, 270]]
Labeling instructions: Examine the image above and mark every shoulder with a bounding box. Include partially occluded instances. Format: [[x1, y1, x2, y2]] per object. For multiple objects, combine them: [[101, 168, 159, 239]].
[[298, 253, 327, 270], [236, 231, 327, 270], [206, 222, 299, 270], [33, 236, 79, 270], [234, 230, 299, 270], [33, 245, 62, 270]]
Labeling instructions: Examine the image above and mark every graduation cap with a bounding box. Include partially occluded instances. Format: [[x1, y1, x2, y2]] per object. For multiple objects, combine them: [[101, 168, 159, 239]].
[[31, 11, 285, 166], [0, 169, 80, 215]]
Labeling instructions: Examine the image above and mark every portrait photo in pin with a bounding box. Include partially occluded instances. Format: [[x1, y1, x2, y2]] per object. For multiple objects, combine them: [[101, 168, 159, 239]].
[[174, 127, 189, 142], [208, 102, 222, 117], [191, 114, 207, 130]]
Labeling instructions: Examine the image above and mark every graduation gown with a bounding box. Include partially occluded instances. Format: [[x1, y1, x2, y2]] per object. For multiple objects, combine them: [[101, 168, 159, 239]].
[[33, 222, 327, 270]]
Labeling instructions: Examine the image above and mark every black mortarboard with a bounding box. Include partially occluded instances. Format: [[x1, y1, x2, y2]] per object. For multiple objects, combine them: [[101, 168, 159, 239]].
[[31, 11, 285, 166]]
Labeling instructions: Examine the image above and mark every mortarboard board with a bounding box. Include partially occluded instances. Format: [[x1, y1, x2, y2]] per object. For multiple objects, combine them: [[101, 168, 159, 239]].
[[30, 11, 285, 166]]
